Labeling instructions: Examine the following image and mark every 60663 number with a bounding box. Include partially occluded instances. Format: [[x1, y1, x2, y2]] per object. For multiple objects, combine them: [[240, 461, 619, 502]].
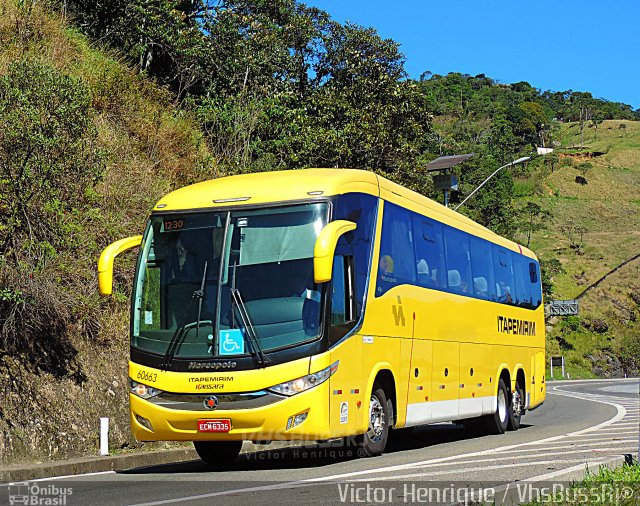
[[136, 370, 157, 383]]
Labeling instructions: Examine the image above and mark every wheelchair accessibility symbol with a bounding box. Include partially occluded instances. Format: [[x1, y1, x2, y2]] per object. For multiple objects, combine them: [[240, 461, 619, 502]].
[[218, 329, 245, 356]]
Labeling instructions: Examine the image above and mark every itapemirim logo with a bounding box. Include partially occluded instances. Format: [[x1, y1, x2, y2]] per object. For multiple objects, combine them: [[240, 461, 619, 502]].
[[8, 482, 72, 505]]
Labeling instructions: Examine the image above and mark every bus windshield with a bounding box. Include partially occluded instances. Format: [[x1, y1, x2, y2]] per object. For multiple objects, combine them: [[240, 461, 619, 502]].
[[132, 202, 328, 360]]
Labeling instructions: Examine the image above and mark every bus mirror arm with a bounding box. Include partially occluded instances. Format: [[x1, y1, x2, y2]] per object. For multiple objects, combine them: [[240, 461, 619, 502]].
[[98, 235, 143, 296], [313, 220, 357, 284]]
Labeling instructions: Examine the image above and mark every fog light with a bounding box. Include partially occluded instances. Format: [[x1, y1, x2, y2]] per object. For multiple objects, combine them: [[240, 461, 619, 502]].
[[286, 411, 308, 430], [135, 414, 154, 432]]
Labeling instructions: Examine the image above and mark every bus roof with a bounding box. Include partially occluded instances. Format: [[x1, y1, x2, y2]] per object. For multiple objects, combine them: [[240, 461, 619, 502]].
[[153, 168, 536, 259]]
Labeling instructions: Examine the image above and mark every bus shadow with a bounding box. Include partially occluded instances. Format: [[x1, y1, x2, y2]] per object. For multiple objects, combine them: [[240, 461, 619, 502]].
[[387, 423, 533, 453], [120, 444, 361, 475], [120, 423, 533, 475]]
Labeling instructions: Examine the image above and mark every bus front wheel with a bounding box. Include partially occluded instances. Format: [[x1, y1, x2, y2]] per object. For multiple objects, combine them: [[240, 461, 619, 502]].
[[357, 386, 390, 457], [193, 440, 242, 467], [483, 378, 510, 435]]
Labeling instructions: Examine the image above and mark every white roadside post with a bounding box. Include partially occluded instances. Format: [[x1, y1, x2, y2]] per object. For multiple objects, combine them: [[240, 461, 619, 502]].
[[100, 417, 109, 456]]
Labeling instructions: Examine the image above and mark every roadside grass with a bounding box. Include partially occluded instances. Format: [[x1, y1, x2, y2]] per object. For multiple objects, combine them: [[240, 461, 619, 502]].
[[521, 463, 640, 505]]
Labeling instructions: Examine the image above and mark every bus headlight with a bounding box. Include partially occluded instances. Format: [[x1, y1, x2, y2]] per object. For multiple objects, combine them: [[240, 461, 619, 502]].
[[268, 361, 339, 396], [129, 379, 163, 399]]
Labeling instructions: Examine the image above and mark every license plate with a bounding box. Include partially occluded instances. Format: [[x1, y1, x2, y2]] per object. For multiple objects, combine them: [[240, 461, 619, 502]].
[[198, 419, 231, 432]]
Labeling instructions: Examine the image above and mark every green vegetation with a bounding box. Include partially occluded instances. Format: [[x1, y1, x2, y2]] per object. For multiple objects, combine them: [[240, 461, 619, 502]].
[[523, 463, 640, 505], [0, 0, 210, 464], [0, 0, 637, 463]]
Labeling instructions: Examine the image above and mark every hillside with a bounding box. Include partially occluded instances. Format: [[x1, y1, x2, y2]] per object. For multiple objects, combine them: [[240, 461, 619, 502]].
[[0, 1, 213, 464], [515, 120, 640, 378]]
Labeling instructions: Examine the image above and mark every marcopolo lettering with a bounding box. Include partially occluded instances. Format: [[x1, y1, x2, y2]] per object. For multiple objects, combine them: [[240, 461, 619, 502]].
[[497, 316, 536, 336], [188, 361, 237, 370]]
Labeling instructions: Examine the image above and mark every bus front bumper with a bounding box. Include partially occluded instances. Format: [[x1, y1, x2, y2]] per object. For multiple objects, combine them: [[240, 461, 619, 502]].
[[129, 383, 330, 442]]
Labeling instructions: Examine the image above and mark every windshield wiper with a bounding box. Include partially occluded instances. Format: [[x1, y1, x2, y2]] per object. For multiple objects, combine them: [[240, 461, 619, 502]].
[[230, 288, 269, 366], [194, 261, 208, 344], [161, 261, 208, 370]]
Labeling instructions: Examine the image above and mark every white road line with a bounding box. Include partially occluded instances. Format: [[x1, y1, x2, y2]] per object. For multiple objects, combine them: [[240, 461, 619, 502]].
[[602, 423, 639, 427], [1, 470, 116, 486], [547, 379, 638, 384], [435, 440, 638, 460], [565, 432, 638, 437], [366, 459, 598, 481], [481, 441, 638, 454], [558, 438, 637, 444]]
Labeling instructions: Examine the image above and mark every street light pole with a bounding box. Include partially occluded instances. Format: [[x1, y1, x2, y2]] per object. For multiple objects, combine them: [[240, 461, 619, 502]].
[[454, 156, 531, 211]]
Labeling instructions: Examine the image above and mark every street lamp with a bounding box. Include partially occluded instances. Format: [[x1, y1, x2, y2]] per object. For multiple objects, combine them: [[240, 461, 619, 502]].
[[454, 156, 532, 211]]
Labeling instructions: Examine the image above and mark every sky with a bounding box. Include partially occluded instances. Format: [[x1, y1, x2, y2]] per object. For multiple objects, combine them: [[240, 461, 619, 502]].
[[305, 0, 640, 109]]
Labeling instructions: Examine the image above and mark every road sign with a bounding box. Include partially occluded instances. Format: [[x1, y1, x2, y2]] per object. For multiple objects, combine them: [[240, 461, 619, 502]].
[[545, 299, 579, 316], [550, 356, 565, 378]]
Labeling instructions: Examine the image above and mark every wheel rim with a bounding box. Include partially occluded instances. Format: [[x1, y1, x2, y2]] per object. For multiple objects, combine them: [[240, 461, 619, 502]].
[[368, 395, 385, 442], [497, 389, 507, 422], [512, 390, 522, 418]]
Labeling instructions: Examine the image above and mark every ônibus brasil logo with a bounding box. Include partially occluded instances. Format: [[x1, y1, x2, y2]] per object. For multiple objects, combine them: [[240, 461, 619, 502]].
[[8, 482, 72, 505]]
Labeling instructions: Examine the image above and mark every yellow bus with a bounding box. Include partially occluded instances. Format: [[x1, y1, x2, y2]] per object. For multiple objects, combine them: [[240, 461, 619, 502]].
[[98, 169, 545, 464]]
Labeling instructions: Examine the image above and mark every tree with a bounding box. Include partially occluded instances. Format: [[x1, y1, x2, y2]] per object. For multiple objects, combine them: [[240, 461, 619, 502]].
[[540, 258, 565, 300], [516, 101, 551, 148], [488, 114, 519, 164], [517, 202, 551, 247], [63, 0, 212, 98], [561, 220, 587, 254]]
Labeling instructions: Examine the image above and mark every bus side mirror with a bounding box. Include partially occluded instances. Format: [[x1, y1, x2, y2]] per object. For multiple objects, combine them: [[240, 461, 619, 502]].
[[98, 235, 143, 296], [314, 220, 356, 284]]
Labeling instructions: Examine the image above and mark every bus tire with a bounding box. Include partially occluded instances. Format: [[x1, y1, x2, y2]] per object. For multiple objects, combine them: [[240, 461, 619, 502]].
[[193, 440, 242, 467], [483, 378, 509, 435], [357, 386, 390, 457], [507, 381, 524, 431]]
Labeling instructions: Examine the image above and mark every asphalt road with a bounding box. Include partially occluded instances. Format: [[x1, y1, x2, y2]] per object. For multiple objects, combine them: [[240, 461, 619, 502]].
[[3, 378, 638, 505]]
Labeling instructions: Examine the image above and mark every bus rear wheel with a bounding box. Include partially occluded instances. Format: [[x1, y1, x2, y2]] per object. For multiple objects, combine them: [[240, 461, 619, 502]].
[[356, 387, 390, 457], [193, 440, 242, 467], [507, 382, 524, 431], [482, 378, 510, 435]]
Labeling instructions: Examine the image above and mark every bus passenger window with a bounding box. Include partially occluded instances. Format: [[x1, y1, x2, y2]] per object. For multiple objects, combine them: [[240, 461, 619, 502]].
[[412, 216, 445, 289], [444, 227, 472, 294], [529, 262, 542, 307], [493, 248, 515, 305], [376, 202, 416, 296], [470, 237, 495, 300], [513, 255, 533, 308]]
